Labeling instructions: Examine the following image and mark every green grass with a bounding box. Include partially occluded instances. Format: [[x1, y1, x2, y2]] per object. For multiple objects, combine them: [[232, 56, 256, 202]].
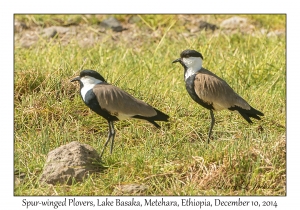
[[14, 14, 286, 196]]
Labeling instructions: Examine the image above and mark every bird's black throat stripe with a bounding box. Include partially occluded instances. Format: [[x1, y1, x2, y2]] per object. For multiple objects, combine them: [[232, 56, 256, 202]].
[[84, 89, 118, 122], [185, 74, 214, 111]]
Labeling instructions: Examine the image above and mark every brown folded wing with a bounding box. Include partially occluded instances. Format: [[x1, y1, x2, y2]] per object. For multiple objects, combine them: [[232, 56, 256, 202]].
[[92, 83, 157, 117], [194, 68, 251, 111]]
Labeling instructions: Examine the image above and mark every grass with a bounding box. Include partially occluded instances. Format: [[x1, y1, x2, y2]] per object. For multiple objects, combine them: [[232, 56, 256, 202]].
[[14, 14, 286, 196]]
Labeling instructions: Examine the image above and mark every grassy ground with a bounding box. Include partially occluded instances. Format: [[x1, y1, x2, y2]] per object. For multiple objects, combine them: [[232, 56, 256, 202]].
[[14, 14, 286, 195]]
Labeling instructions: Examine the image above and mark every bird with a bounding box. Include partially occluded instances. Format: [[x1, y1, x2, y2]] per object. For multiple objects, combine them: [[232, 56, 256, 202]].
[[172, 49, 264, 143], [71, 69, 169, 157]]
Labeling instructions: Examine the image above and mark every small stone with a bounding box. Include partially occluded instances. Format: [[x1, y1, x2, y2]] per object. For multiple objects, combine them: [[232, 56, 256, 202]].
[[53, 26, 70, 34], [220, 16, 256, 34], [199, 20, 218, 31], [39, 141, 101, 185], [220, 16, 248, 29], [42, 27, 57, 38], [100, 17, 126, 32], [128, 15, 141, 24], [41, 26, 70, 39]]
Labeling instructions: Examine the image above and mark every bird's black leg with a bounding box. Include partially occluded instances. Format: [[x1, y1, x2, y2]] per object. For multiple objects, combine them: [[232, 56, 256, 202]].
[[109, 121, 115, 154], [207, 110, 215, 144], [99, 121, 114, 158]]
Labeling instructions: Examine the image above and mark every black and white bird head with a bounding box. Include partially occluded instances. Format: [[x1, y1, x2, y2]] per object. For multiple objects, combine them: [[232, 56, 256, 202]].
[[71, 69, 106, 84], [172, 49, 204, 80], [71, 70, 106, 102]]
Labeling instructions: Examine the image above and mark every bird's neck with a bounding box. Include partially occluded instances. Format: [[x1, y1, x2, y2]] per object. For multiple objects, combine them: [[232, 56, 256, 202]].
[[184, 66, 202, 81], [80, 83, 96, 103], [79, 76, 103, 102], [183, 57, 202, 81]]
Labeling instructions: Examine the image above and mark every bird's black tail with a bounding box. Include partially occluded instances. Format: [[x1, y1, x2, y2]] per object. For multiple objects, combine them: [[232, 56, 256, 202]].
[[133, 108, 169, 128], [152, 108, 170, 122], [229, 106, 264, 124]]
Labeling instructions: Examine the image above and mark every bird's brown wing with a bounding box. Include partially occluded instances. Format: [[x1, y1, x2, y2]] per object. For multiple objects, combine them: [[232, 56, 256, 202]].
[[92, 83, 157, 118], [194, 68, 250, 111]]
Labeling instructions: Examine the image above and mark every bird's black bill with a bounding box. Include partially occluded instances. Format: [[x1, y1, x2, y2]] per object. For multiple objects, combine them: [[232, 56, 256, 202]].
[[71, 76, 80, 82], [172, 58, 181, 64]]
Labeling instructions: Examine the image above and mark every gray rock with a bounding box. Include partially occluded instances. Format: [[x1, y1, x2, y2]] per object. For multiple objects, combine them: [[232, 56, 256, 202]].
[[100, 17, 125, 32], [42, 27, 57, 38], [39, 141, 101, 185], [41, 26, 70, 38], [220, 16, 248, 29], [53, 26, 70, 34], [199, 20, 218, 31], [220, 16, 256, 34], [128, 15, 141, 24]]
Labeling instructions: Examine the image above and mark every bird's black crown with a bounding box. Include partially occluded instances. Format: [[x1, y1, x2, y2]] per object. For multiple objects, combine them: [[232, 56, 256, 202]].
[[80, 69, 106, 82], [180, 49, 204, 60]]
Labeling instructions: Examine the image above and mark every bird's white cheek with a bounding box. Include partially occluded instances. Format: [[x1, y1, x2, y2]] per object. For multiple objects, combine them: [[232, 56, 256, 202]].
[[182, 58, 192, 67]]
